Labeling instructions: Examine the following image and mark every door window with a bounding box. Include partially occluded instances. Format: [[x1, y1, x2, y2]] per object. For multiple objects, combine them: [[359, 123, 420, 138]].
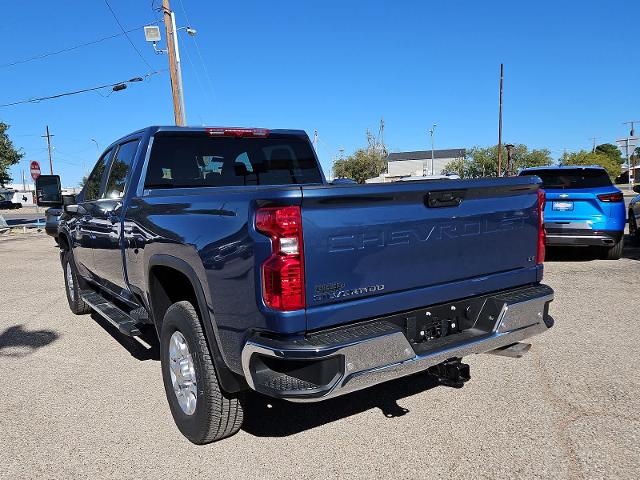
[[104, 139, 140, 199], [84, 149, 112, 201]]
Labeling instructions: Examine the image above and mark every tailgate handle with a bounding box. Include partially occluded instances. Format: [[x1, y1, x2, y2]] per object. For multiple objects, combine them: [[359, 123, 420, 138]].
[[426, 190, 465, 208]]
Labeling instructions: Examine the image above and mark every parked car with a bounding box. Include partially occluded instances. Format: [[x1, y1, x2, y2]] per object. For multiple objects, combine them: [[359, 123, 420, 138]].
[[49, 126, 554, 444], [519, 166, 626, 259], [44, 206, 62, 242], [0, 200, 21, 209], [629, 184, 640, 244]]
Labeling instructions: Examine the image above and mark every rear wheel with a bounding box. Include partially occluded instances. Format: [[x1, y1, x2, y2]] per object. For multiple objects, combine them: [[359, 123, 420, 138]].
[[601, 238, 623, 260], [160, 301, 243, 444], [62, 251, 91, 315]]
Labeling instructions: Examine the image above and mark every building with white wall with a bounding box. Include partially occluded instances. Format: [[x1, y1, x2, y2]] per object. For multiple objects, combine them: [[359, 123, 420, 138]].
[[387, 149, 466, 177]]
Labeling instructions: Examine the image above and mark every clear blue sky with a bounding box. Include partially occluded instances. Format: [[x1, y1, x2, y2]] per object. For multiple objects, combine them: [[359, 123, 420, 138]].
[[2, 0, 639, 186]]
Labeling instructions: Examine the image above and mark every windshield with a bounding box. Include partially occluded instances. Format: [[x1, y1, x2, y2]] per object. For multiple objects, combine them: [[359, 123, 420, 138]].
[[520, 168, 612, 189], [145, 134, 323, 189]]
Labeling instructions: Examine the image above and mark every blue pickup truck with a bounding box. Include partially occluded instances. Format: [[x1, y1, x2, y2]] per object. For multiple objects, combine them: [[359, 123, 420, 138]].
[[48, 126, 554, 444]]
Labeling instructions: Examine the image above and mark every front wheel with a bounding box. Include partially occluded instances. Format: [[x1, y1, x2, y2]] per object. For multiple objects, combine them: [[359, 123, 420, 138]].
[[160, 301, 243, 444], [62, 251, 91, 315]]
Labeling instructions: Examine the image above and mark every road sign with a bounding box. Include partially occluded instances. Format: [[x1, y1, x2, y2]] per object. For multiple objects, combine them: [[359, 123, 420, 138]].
[[30, 161, 41, 181]]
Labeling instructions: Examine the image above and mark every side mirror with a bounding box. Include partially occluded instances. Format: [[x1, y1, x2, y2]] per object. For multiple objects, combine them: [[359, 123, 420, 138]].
[[633, 185, 640, 194], [64, 204, 84, 215], [35, 175, 62, 207]]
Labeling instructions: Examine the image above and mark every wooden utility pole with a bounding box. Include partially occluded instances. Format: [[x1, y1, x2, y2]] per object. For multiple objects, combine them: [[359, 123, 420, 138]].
[[42, 125, 54, 174], [497, 63, 504, 177], [505, 144, 515, 176], [162, 0, 184, 126]]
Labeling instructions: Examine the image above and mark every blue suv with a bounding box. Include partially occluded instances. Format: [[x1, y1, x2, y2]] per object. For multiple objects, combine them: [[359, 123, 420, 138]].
[[520, 166, 625, 259]]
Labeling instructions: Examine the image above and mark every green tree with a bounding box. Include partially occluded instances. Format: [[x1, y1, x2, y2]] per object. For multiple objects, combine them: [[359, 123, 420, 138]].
[[332, 131, 386, 183], [560, 150, 621, 179], [0, 122, 24, 186], [595, 143, 623, 165], [443, 144, 552, 178]]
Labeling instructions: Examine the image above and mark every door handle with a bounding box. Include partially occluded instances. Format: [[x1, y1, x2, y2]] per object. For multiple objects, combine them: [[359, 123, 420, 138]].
[[425, 190, 466, 208]]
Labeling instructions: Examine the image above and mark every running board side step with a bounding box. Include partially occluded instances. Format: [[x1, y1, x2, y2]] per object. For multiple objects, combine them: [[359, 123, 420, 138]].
[[80, 291, 142, 337], [486, 342, 531, 358]]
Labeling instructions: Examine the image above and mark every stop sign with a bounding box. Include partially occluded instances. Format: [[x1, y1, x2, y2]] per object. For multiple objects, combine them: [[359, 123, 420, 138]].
[[30, 161, 41, 181]]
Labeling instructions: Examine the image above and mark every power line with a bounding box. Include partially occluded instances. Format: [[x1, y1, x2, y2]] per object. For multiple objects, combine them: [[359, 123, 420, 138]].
[[177, 0, 216, 100], [103, 0, 156, 72], [0, 23, 159, 69], [0, 71, 164, 108], [180, 35, 210, 121]]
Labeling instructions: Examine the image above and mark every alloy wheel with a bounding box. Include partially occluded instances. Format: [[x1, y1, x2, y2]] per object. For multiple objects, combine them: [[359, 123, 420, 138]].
[[168, 331, 198, 415]]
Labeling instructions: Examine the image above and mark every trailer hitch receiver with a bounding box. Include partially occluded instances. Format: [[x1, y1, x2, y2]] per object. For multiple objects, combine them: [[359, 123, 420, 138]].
[[428, 358, 470, 388]]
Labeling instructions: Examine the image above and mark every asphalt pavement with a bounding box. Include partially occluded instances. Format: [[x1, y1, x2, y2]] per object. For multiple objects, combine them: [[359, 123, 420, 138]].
[[1, 233, 639, 479]]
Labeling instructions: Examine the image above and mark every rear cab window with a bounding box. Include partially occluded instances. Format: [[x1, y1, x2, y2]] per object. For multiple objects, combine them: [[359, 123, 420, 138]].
[[144, 131, 323, 189], [520, 168, 612, 189]]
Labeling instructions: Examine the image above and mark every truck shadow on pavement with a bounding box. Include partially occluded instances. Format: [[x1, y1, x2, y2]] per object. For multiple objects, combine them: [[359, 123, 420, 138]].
[[89, 312, 160, 361], [0, 324, 59, 358], [240, 373, 442, 437]]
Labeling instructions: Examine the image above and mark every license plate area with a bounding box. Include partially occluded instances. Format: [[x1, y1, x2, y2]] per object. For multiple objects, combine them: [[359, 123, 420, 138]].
[[552, 201, 574, 211], [383, 294, 504, 353], [370, 285, 552, 355], [409, 316, 462, 342]]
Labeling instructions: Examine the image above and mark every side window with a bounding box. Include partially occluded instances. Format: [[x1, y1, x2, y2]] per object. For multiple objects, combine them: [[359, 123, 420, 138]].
[[104, 140, 140, 199], [84, 149, 112, 201]]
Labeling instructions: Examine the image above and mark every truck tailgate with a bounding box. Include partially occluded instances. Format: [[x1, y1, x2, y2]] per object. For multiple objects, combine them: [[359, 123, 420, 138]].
[[301, 177, 542, 330]]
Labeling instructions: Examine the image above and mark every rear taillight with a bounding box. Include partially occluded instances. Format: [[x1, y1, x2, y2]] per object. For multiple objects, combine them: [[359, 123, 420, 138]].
[[206, 127, 269, 137], [537, 188, 546, 265], [255, 206, 305, 311], [597, 192, 623, 202]]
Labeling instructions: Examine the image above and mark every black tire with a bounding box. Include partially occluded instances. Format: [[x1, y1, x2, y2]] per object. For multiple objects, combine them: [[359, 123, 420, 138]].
[[160, 301, 243, 444], [62, 250, 91, 315], [601, 238, 623, 260], [630, 213, 640, 245]]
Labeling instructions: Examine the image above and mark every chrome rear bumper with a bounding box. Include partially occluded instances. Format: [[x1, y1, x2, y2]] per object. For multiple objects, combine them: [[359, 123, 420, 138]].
[[241, 284, 554, 402]]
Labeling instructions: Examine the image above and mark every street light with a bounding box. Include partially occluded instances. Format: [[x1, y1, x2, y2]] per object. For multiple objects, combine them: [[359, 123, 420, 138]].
[[428, 124, 437, 176], [143, 8, 194, 126]]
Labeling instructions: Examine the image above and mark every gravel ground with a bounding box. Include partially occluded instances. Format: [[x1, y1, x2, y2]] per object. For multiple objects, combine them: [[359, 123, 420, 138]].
[[1, 234, 639, 479]]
